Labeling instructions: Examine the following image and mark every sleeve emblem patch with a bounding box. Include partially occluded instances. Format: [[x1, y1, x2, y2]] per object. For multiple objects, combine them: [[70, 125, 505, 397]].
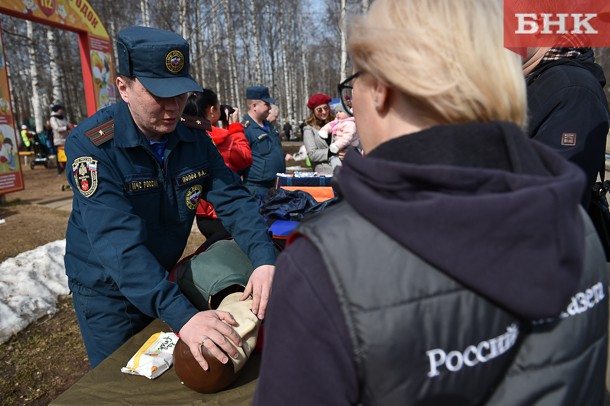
[[185, 184, 203, 210], [72, 156, 99, 198]]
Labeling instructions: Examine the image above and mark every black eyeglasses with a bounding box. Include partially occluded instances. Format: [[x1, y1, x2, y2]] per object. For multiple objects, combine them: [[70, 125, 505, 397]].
[[338, 71, 361, 116]]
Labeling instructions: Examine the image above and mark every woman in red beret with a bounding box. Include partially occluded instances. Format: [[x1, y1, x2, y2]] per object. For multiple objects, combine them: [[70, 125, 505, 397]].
[[302, 93, 335, 174]]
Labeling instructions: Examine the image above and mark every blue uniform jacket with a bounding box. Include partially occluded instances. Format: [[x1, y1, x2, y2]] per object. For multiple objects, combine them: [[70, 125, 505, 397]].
[[242, 114, 286, 184], [64, 100, 276, 332]]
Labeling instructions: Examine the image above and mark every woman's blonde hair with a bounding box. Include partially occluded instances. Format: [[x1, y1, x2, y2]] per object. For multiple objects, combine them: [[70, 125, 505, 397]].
[[347, 0, 527, 127]]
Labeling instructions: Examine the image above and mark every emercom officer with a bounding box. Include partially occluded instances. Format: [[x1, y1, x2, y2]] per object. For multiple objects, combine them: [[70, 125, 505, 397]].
[[64, 26, 276, 370], [242, 86, 286, 197]]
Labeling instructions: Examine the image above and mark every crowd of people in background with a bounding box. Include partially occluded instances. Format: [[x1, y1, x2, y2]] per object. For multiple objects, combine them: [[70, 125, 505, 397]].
[[16, 71, 350, 180], [16, 103, 73, 174]]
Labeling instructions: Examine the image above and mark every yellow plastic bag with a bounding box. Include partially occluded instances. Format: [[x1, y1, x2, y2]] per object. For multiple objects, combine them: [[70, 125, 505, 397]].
[[57, 146, 67, 163]]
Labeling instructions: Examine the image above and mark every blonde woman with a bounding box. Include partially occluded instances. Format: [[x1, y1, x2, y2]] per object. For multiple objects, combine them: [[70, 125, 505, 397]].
[[254, 0, 608, 404]]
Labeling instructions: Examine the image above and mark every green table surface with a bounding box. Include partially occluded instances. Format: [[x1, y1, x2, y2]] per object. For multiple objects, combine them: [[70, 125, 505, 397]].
[[51, 319, 260, 405]]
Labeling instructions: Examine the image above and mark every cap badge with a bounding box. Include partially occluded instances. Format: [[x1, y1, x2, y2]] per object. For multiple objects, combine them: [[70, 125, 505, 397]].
[[165, 50, 185, 74]]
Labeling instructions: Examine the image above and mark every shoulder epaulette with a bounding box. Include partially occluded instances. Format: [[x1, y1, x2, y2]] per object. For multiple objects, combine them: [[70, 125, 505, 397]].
[[181, 115, 212, 132], [85, 119, 114, 146]]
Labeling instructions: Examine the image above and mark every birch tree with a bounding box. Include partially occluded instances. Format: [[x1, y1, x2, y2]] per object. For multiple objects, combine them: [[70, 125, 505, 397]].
[[286, 4, 298, 120], [211, 0, 221, 94], [5, 0, 384, 128], [46, 30, 63, 106], [238, 2, 252, 83], [278, 5, 293, 122], [264, 1, 276, 93], [26, 21, 43, 133], [193, 2, 205, 86], [248, 0, 262, 84], [340, 0, 348, 81], [224, 0, 239, 108], [140, 0, 150, 26], [299, 8, 310, 120], [179, 0, 188, 39]]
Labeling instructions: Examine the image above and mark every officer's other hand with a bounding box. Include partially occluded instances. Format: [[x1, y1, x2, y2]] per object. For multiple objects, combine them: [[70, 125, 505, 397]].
[[228, 108, 240, 124], [241, 264, 275, 320], [179, 310, 242, 371]]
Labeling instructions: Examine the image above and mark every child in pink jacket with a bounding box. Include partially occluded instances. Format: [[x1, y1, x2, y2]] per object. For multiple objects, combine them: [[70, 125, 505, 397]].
[[318, 104, 359, 169]]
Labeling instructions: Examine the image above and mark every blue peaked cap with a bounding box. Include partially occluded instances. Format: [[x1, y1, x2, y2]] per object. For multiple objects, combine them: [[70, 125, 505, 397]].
[[117, 26, 203, 98], [246, 86, 275, 103]]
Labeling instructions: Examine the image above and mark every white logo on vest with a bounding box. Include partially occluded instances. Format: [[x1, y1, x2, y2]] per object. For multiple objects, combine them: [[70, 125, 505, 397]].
[[426, 323, 519, 378]]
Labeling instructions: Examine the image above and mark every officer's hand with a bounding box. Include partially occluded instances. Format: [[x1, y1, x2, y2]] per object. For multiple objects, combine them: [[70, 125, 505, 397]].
[[179, 310, 242, 371], [240, 264, 275, 319], [229, 108, 240, 124]]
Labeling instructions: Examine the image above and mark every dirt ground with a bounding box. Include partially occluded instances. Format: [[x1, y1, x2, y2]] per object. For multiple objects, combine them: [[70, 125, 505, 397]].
[[0, 160, 205, 405]]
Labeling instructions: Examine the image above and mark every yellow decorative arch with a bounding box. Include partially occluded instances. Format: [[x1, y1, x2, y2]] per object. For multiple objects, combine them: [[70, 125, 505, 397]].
[[0, 0, 116, 194]]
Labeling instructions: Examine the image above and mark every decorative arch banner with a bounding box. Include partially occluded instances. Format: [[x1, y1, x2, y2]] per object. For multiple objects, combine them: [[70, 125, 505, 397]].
[[0, 0, 116, 195], [0, 19, 23, 193]]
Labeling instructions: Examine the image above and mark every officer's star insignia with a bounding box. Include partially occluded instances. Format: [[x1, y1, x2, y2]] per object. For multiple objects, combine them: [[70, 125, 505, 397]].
[[196, 120, 202, 125], [180, 117, 186, 122], [84, 119, 114, 146]]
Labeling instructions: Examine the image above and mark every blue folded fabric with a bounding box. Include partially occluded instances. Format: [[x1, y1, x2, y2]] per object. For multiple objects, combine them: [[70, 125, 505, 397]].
[[269, 220, 300, 237]]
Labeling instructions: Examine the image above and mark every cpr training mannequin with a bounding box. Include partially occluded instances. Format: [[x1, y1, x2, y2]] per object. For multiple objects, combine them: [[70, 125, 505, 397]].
[[318, 104, 359, 169], [171, 239, 261, 393]]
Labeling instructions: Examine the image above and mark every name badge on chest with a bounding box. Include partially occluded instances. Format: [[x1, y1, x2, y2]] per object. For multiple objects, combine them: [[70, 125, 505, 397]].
[[176, 168, 209, 186], [124, 179, 160, 193]]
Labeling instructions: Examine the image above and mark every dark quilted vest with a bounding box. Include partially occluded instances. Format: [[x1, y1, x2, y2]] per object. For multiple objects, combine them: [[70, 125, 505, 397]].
[[298, 202, 608, 405]]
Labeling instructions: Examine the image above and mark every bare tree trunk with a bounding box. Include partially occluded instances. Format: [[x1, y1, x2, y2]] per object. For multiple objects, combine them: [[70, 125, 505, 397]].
[[26, 22, 43, 133], [47, 30, 63, 105], [4, 0, 348, 130], [212, 0, 221, 94], [299, 8, 309, 120], [286, 8, 297, 121], [340, 0, 348, 81], [224, 0, 239, 109], [109, 20, 119, 67], [265, 1, 276, 93], [249, 0, 262, 83], [278, 5, 293, 123], [239, 2, 252, 83], [179, 0, 188, 39], [140, 0, 150, 26], [194, 2, 205, 86], [4, 55, 21, 127]]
